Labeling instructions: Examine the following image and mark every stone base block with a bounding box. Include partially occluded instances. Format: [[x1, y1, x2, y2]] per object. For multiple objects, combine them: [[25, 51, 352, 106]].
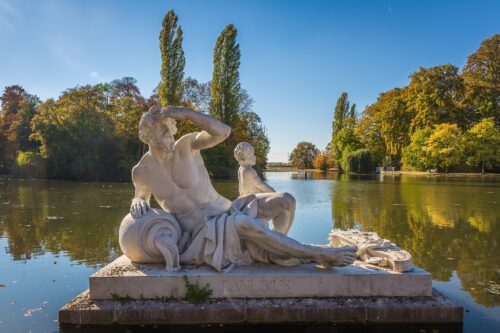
[[89, 255, 432, 300], [59, 289, 462, 326]]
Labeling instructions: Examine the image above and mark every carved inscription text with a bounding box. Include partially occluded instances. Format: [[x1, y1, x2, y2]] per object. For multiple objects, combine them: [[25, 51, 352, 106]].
[[222, 278, 296, 295]]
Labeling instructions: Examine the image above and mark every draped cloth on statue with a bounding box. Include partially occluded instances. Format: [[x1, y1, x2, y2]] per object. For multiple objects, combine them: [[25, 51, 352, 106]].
[[179, 194, 301, 272]]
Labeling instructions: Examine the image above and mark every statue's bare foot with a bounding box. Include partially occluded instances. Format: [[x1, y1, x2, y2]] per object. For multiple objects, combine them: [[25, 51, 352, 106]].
[[316, 246, 357, 267]]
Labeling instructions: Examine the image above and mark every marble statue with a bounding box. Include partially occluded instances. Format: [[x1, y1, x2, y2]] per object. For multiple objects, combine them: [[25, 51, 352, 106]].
[[120, 105, 356, 272], [234, 142, 296, 235], [329, 229, 412, 272]]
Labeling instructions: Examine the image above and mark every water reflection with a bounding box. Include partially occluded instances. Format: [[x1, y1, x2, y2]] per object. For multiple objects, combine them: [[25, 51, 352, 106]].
[[0, 178, 240, 267], [0, 173, 499, 309], [329, 174, 499, 307]]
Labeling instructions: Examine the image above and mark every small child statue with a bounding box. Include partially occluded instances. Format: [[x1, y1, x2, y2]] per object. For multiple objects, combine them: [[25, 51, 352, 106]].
[[234, 142, 296, 235]]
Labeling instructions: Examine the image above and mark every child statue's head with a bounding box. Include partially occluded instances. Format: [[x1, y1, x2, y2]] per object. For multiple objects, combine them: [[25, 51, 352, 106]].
[[234, 142, 256, 167]]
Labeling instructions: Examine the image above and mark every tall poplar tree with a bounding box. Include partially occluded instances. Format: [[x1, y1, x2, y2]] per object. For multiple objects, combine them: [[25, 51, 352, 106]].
[[332, 92, 349, 137], [331, 92, 351, 165], [209, 24, 241, 126], [158, 10, 185, 106]]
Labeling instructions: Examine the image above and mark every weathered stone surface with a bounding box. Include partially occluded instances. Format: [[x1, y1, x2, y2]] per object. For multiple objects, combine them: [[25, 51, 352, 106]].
[[126, 106, 358, 273], [59, 289, 462, 326], [89, 255, 432, 300]]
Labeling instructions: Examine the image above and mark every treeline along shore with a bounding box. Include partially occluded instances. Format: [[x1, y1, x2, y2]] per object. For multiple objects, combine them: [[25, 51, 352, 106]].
[[287, 34, 499, 174], [1, 12, 498, 180], [0, 10, 270, 181]]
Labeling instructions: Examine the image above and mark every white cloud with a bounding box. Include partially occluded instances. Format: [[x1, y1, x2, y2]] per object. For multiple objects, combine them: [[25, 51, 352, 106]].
[[89, 71, 100, 78]]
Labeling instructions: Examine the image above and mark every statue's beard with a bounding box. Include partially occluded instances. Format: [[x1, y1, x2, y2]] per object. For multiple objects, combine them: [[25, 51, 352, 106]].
[[154, 136, 175, 153]]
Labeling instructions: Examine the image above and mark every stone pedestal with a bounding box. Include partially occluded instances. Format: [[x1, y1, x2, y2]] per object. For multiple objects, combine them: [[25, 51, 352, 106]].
[[59, 289, 462, 326], [59, 256, 463, 326], [89, 255, 432, 300]]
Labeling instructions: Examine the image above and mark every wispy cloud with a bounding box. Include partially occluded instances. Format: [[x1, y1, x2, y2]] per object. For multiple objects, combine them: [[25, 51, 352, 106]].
[[387, 6, 393, 13], [89, 71, 100, 78]]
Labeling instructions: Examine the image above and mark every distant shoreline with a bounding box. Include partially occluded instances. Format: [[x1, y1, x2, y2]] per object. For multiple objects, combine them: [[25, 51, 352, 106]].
[[264, 168, 500, 177], [379, 171, 500, 177]]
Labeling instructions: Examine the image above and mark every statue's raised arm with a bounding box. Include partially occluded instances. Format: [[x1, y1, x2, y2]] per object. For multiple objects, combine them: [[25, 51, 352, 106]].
[[160, 106, 231, 150], [121, 105, 358, 273]]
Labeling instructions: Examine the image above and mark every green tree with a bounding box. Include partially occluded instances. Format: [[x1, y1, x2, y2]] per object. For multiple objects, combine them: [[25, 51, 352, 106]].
[[202, 91, 269, 178], [183, 77, 211, 112], [357, 88, 412, 166], [465, 118, 500, 172], [335, 127, 362, 171], [344, 149, 374, 174], [407, 65, 468, 132], [0, 85, 40, 172], [30, 85, 120, 181], [355, 105, 386, 166], [237, 110, 270, 174], [346, 103, 357, 128], [158, 9, 185, 106], [203, 24, 270, 178], [331, 92, 359, 168], [12, 151, 46, 178], [332, 92, 349, 137], [313, 152, 329, 171], [401, 128, 433, 171], [461, 34, 500, 125], [110, 77, 143, 100], [424, 123, 465, 173], [378, 88, 412, 159], [108, 77, 148, 177], [289, 141, 319, 169], [209, 24, 241, 126]]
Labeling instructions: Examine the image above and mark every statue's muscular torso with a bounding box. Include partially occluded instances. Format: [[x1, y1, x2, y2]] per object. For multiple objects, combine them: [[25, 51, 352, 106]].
[[133, 133, 231, 233]]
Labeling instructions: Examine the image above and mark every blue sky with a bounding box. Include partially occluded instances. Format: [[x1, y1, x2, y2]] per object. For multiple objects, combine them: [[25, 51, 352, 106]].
[[0, 0, 499, 162]]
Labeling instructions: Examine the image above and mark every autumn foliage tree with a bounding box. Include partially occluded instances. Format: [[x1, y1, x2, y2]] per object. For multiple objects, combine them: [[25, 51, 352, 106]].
[[407, 64, 467, 132], [354, 34, 499, 172], [423, 123, 465, 173], [0, 86, 40, 172], [313, 152, 332, 171], [465, 118, 500, 172], [462, 34, 500, 125], [289, 141, 319, 169]]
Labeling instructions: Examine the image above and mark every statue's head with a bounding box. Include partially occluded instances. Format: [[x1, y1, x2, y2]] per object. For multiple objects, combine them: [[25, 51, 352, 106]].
[[234, 142, 256, 167], [139, 106, 177, 152]]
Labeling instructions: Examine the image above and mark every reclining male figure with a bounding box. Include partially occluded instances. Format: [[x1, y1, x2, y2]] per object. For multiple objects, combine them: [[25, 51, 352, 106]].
[[130, 106, 356, 268]]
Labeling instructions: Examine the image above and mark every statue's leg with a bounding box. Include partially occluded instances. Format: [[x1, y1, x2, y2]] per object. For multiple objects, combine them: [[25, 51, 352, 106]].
[[234, 214, 356, 267], [255, 192, 296, 235]]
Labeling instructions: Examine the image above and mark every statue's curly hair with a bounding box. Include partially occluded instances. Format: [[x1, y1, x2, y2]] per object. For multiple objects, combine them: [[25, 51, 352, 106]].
[[234, 142, 253, 162]]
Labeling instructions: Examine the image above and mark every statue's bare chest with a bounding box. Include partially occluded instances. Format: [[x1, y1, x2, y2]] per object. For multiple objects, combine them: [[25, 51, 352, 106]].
[[145, 153, 206, 204]]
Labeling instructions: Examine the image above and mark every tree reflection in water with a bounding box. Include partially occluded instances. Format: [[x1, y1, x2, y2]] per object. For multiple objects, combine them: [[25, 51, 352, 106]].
[[0, 174, 498, 307], [331, 174, 499, 307]]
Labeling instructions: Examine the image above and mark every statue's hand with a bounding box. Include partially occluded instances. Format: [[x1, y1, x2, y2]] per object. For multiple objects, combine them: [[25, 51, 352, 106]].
[[160, 106, 192, 120], [130, 198, 149, 218]]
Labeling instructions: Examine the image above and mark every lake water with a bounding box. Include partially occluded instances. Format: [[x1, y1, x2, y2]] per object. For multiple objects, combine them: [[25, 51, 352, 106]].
[[0, 172, 499, 332]]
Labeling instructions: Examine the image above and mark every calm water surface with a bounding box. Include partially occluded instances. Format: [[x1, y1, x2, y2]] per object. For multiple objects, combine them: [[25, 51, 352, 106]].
[[0, 172, 499, 332]]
